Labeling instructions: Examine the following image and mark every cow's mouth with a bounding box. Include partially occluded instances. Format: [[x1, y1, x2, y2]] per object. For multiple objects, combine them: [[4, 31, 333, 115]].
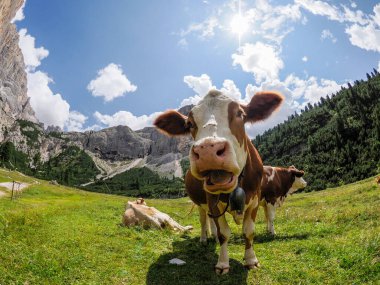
[[202, 170, 238, 193]]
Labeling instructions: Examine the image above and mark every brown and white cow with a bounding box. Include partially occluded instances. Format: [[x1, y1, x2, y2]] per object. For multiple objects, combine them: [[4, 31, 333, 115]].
[[154, 89, 283, 274], [122, 198, 193, 232], [260, 165, 307, 235]]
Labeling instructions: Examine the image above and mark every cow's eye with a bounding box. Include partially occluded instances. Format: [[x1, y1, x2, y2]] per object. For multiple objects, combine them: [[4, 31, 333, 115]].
[[187, 121, 194, 129], [237, 110, 244, 119]]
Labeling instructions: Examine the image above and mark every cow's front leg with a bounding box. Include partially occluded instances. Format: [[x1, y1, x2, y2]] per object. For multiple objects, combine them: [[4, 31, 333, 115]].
[[198, 206, 209, 243], [214, 214, 231, 275], [243, 201, 260, 269], [209, 216, 218, 241], [266, 203, 276, 235]]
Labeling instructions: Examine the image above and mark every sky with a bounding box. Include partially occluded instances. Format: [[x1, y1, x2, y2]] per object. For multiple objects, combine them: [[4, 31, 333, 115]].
[[12, 0, 380, 137]]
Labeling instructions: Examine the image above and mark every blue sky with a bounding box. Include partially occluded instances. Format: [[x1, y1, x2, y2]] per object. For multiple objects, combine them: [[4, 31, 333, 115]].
[[13, 0, 380, 136]]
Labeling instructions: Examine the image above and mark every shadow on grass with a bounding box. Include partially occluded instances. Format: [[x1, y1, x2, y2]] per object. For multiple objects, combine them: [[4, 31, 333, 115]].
[[146, 237, 248, 285], [254, 232, 309, 243]]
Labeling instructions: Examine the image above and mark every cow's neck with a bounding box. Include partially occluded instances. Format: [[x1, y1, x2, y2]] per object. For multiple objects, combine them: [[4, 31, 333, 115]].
[[241, 135, 264, 201]]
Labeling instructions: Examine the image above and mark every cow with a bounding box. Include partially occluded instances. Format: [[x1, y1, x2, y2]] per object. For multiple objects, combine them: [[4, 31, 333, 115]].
[[260, 165, 307, 235], [376, 176, 380, 185], [154, 89, 283, 274], [122, 198, 193, 232]]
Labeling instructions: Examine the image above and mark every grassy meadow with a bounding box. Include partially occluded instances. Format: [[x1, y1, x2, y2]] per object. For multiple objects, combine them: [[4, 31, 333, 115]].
[[0, 168, 379, 284]]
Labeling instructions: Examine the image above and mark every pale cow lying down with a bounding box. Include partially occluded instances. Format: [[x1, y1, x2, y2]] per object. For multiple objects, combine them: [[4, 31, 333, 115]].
[[260, 165, 307, 235], [122, 198, 193, 232]]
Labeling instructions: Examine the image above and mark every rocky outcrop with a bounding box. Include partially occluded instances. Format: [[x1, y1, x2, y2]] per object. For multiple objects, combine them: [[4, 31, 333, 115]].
[[64, 125, 152, 161], [0, 0, 38, 142], [61, 124, 191, 179], [61, 105, 193, 179]]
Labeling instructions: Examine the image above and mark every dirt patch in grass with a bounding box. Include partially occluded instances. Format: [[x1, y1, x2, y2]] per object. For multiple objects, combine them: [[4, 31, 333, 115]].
[[0, 182, 30, 191]]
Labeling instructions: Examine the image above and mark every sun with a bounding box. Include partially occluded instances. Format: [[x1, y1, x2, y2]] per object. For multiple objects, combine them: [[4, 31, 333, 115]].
[[230, 14, 249, 36]]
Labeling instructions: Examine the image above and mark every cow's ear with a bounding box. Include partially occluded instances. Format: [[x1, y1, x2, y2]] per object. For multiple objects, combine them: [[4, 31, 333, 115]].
[[242, 91, 284, 123], [154, 110, 190, 136], [290, 168, 305, 177]]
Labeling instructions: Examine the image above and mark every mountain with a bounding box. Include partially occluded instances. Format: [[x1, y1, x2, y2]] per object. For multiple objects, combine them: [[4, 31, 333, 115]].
[[253, 71, 380, 191], [0, 0, 38, 143]]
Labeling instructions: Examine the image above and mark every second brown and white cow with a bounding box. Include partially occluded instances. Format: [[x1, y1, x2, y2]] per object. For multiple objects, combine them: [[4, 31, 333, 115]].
[[154, 89, 283, 274], [260, 165, 307, 235]]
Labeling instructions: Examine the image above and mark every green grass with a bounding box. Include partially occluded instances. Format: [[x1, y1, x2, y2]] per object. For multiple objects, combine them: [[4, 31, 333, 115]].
[[0, 168, 379, 284]]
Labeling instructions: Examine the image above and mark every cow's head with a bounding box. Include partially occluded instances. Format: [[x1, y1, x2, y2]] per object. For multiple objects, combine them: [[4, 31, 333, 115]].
[[154, 90, 283, 194], [288, 165, 307, 193]]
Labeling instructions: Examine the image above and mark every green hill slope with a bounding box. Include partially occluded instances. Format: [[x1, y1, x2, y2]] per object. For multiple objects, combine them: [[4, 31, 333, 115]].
[[0, 168, 379, 284], [254, 71, 380, 191]]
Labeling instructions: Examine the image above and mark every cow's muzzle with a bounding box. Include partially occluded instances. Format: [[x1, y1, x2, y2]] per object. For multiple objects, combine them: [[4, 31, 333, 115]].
[[201, 170, 238, 194]]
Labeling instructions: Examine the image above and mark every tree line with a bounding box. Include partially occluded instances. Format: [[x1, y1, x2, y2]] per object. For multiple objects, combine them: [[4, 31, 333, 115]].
[[253, 69, 380, 191]]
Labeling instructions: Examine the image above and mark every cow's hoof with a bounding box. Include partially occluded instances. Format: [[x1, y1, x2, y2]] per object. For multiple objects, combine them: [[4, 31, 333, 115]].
[[244, 258, 260, 270], [215, 265, 230, 275], [199, 237, 208, 244]]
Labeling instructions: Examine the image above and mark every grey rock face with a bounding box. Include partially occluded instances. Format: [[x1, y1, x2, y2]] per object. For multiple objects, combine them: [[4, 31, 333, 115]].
[[0, 0, 38, 142], [64, 125, 152, 161]]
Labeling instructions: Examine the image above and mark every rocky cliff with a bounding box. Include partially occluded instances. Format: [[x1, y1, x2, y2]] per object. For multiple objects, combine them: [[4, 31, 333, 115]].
[[0, 0, 38, 142], [63, 106, 193, 181]]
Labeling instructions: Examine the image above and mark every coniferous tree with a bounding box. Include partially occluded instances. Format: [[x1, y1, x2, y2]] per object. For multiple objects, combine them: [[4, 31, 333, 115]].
[[253, 71, 380, 191]]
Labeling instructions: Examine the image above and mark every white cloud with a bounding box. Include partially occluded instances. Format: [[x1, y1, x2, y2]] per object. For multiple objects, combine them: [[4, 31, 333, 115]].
[[296, 0, 343, 22], [18, 29, 49, 71], [66, 111, 88, 132], [220, 79, 242, 101], [27, 71, 70, 129], [243, 80, 299, 137], [180, 74, 215, 106], [346, 23, 380, 52], [11, 1, 26, 23], [284, 74, 341, 104], [321, 29, 337, 43], [243, 74, 341, 136], [232, 42, 284, 84], [87, 63, 137, 102], [297, 0, 370, 24], [302, 56, 308, 62], [342, 5, 369, 25], [345, 5, 380, 53], [17, 29, 70, 129], [246, 1, 302, 43], [93, 110, 161, 131], [18, 29, 89, 131], [177, 38, 188, 48], [180, 17, 219, 40], [297, 0, 380, 52]]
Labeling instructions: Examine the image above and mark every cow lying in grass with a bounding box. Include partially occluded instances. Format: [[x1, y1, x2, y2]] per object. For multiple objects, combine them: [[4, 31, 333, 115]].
[[260, 165, 307, 235], [154, 89, 283, 274], [122, 198, 193, 232]]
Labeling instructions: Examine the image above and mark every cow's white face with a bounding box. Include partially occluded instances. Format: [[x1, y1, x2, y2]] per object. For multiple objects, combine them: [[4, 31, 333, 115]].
[[154, 89, 284, 194], [187, 91, 247, 194], [288, 165, 307, 193]]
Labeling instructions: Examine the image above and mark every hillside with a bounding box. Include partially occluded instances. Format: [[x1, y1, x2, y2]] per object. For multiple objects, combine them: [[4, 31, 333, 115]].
[[254, 70, 380, 191], [0, 168, 379, 284]]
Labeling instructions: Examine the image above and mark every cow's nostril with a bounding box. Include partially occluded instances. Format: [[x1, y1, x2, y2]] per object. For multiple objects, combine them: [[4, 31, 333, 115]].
[[192, 148, 200, 160], [216, 147, 225, 157]]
